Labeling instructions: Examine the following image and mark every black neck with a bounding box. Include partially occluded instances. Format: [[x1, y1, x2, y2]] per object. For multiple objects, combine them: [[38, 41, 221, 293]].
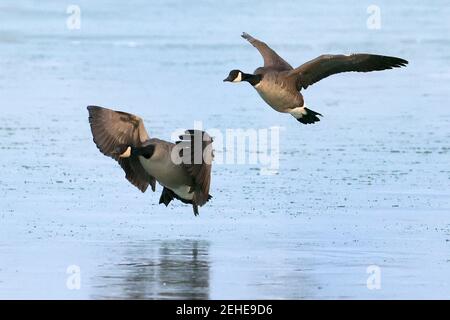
[[242, 73, 262, 86], [133, 144, 155, 159]]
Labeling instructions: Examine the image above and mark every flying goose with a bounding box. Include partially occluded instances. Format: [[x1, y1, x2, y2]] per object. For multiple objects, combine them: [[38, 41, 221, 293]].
[[87, 106, 213, 216], [224, 32, 408, 124]]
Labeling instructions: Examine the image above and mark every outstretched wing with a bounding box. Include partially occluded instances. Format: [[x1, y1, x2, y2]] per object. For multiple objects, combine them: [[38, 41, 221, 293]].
[[241, 32, 293, 71], [87, 105, 156, 192], [177, 130, 213, 206], [288, 54, 408, 90]]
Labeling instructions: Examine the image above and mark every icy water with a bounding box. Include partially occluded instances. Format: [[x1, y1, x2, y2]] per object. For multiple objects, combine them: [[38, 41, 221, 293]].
[[1, 0, 450, 299]]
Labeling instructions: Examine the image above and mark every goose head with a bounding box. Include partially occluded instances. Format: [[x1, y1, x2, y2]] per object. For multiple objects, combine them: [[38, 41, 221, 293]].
[[224, 70, 262, 86], [223, 69, 244, 82]]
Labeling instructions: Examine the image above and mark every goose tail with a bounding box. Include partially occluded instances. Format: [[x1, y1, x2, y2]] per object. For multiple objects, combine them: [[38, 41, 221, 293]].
[[290, 105, 322, 125]]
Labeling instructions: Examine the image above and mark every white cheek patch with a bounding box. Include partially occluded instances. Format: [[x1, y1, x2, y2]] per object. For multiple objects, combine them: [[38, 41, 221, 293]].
[[119, 146, 131, 158], [232, 72, 242, 82]]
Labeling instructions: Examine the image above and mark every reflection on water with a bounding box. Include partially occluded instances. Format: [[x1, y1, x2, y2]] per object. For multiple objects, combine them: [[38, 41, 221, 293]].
[[91, 240, 210, 299]]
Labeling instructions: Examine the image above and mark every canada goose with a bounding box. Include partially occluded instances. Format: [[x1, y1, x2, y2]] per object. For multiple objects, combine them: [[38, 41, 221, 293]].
[[224, 32, 408, 124], [87, 106, 213, 216]]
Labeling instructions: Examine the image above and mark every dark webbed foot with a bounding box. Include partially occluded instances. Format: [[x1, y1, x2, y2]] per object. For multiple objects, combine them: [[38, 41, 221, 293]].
[[159, 187, 174, 206]]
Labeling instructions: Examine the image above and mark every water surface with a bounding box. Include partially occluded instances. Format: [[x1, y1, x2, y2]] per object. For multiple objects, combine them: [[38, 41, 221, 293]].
[[0, 0, 449, 299]]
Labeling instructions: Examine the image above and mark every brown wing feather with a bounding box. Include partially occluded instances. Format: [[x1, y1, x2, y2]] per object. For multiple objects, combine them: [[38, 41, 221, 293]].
[[241, 32, 293, 71], [289, 54, 408, 90], [177, 130, 213, 206], [87, 105, 156, 192]]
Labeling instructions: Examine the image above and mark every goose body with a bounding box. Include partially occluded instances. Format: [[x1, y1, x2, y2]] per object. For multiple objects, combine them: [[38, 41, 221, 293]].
[[224, 32, 408, 124], [87, 106, 213, 216], [253, 69, 304, 112], [136, 140, 194, 200]]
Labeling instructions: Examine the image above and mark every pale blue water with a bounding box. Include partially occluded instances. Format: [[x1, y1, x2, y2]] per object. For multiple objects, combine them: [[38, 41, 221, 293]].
[[0, 0, 450, 299]]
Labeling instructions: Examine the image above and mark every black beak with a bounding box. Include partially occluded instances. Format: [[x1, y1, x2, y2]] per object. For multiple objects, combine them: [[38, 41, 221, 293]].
[[223, 76, 233, 82]]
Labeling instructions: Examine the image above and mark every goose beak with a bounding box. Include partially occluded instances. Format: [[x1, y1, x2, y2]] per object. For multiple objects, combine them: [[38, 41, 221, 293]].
[[223, 76, 233, 82]]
